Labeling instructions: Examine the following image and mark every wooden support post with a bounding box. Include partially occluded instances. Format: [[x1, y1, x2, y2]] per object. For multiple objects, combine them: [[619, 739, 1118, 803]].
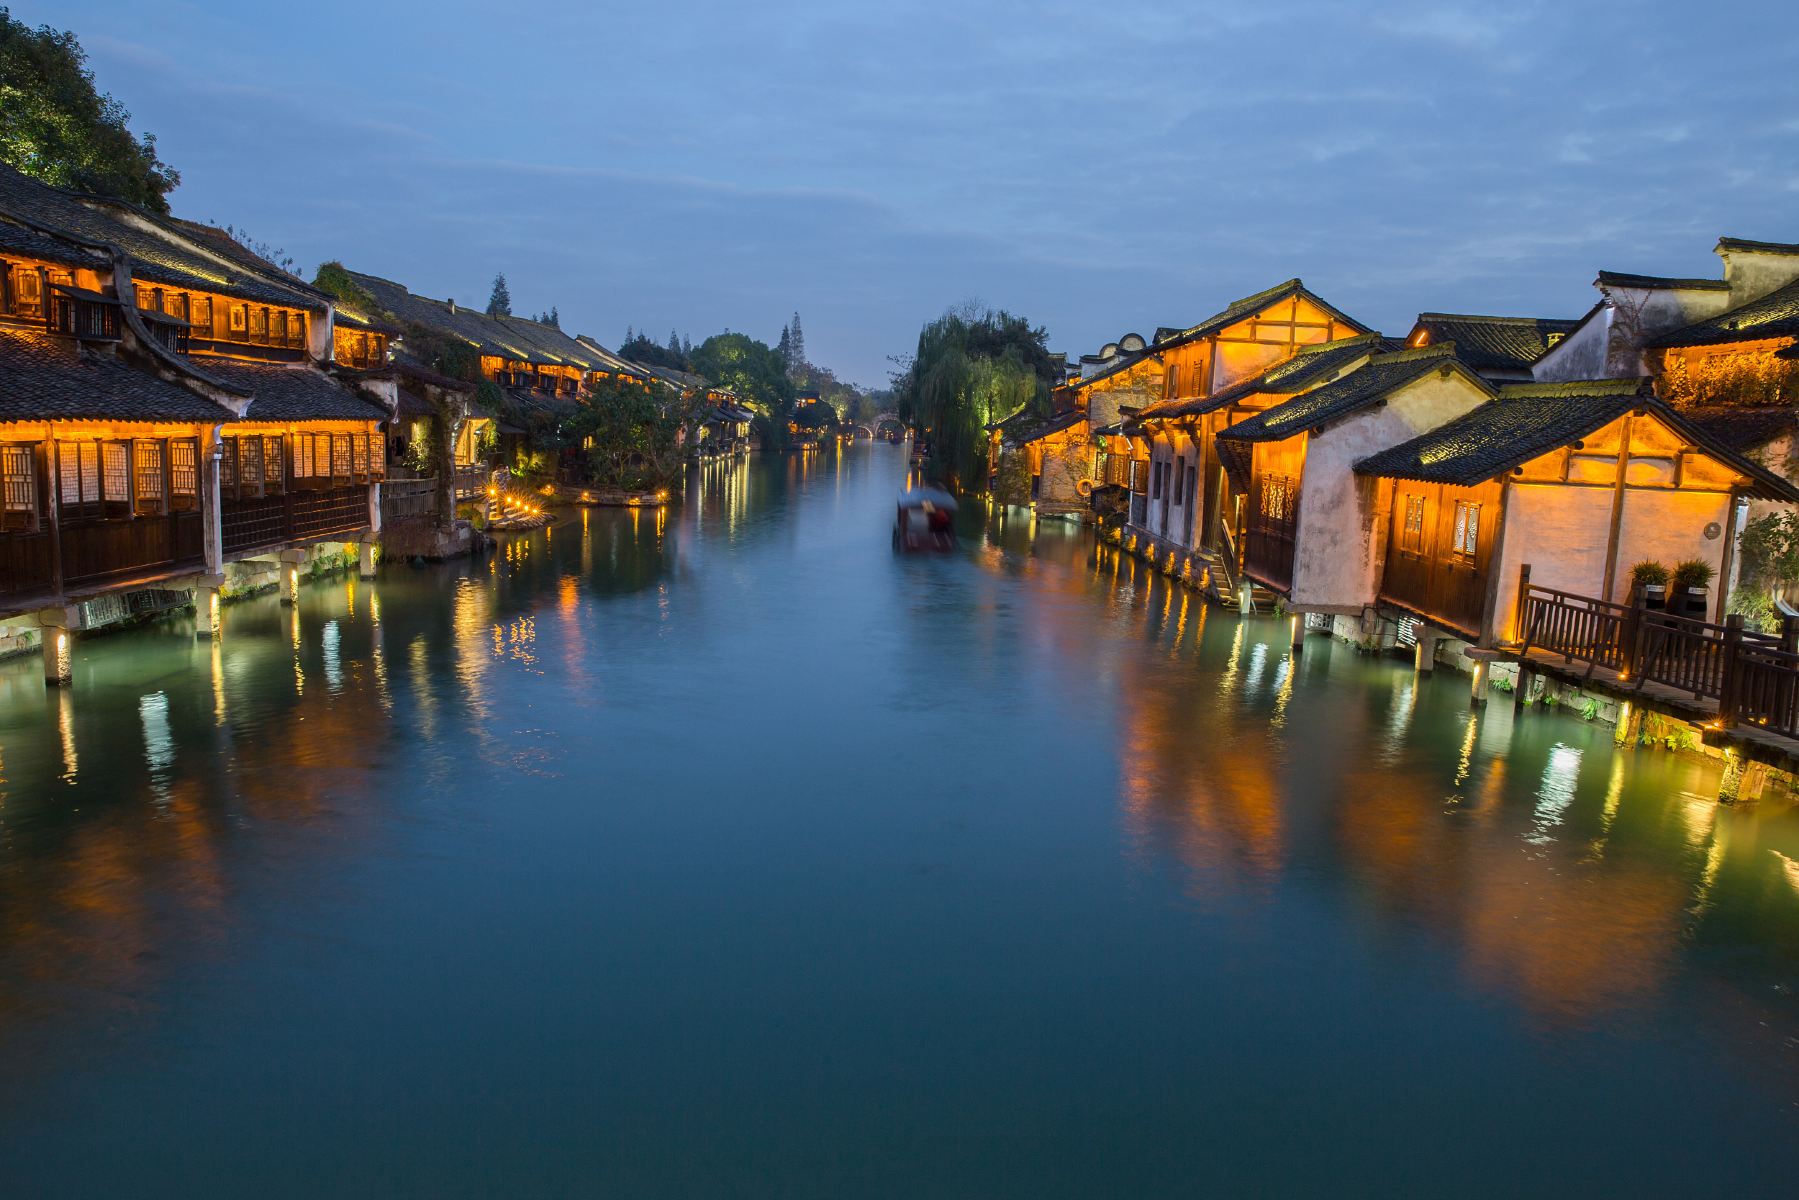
[[1719, 613, 1745, 728]]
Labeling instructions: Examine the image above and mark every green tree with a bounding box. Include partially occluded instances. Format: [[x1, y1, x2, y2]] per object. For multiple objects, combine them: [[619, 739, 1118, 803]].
[[567, 376, 702, 491], [486, 272, 512, 317], [896, 305, 1055, 487], [619, 330, 690, 372], [691, 332, 795, 446], [0, 7, 180, 211]]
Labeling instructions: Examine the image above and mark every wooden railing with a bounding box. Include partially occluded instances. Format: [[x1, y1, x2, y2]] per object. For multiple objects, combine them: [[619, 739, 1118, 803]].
[[381, 477, 437, 524], [1515, 564, 1799, 740]]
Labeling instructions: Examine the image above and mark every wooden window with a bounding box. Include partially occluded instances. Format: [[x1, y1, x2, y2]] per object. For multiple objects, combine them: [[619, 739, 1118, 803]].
[[1, 445, 36, 531], [352, 431, 370, 478], [1452, 500, 1480, 557], [192, 296, 213, 337], [249, 306, 268, 343], [271, 311, 287, 346], [133, 440, 165, 516], [229, 304, 248, 336], [332, 434, 352, 481], [1164, 365, 1179, 400], [288, 312, 306, 349], [294, 431, 314, 480], [1259, 474, 1294, 526], [368, 432, 384, 479], [1173, 456, 1186, 506], [170, 438, 198, 511], [102, 441, 131, 518], [1401, 494, 1426, 554], [14, 268, 42, 319], [220, 437, 238, 495], [263, 437, 283, 495], [167, 293, 188, 323]]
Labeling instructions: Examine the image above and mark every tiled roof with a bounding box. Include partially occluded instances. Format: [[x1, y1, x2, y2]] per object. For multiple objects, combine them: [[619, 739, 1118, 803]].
[[0, 217, 109, 268], [0, 164, 324, 310], [1717, 238, 1799, 257], [1216, 346, 1477, 444], [1681, 406, 1799, 455], [0, 329, 237, 422], [194, 358, 387, 421], [1138, 334, 1387, 421], [1409, 313, 1579, 373], [1596, 270, 1729, 292], [349, 269, 609, 371], [1646, 278, 1799, 349], [993, 406, 1086, 444], [1353, 382, 1799, 501]]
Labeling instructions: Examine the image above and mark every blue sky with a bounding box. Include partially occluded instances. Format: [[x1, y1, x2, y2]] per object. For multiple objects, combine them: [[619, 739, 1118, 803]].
[[20, 0, 1799, 386]]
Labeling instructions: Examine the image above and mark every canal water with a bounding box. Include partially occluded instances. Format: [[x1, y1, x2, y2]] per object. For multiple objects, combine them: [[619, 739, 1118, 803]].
[[1, 444, 1797, 1196]]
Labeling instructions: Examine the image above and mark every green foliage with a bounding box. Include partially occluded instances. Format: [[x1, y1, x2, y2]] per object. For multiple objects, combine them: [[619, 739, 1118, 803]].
[[1580, 698, 1600, 722], [691, 332, 795, 445], [1728, 585, 1779, 635], [510, 449, 552, 486], [896, 304, 1057, 487], [566, 375, 703, 490], [0, 8, 179, 211], [991, 448, 1033, 506], [1671, 558, 1715, 590], [792, 402, 839, 432], [619, 331, 691, 372], [1629, 559, 1670, 589], [313, 261, 381, 316], [1738, 511, 1799, 594]]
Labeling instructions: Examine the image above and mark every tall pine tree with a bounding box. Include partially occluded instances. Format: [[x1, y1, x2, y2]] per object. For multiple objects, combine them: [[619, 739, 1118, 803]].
[[486, 272, 512, 317], [776, 324, 792, 368], [788, 311, 806, 372]]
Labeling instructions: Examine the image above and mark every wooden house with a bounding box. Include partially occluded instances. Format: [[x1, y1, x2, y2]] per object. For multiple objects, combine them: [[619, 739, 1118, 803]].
[[1211, 344, 1492, 615], [1122, 280, 1370, 553], [0, 164, 392, 681], [1354, 382, 1799, 646]]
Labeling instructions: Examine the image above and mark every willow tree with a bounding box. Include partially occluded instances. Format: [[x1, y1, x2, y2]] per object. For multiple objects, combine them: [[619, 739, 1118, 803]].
[[897, 306, 1055, 488]]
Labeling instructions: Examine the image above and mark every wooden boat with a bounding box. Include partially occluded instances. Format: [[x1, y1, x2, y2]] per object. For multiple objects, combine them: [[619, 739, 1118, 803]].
[[894, 485, 957, 552]]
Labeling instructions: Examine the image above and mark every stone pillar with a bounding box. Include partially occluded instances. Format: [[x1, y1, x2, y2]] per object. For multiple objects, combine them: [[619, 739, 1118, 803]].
[[1613, 701, 1644, 748], [359, 540, 378, 580], [193, 581, 220, 639], [1289, 613, 1304, 656], [1469, 661, 1490, 708], [200, 426, 225, 576], [1513, 667, 1536, 711], [1239, 584, 1252, 616], [1414, 632, 1440, 672], [1717, 752, 1745, 805], [278, 549, 307, 606], [36, 605, 78, 687]]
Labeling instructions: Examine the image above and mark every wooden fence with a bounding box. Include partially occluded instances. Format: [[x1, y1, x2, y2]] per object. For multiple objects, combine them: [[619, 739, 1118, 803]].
[[1516, 566, 1799, 741]]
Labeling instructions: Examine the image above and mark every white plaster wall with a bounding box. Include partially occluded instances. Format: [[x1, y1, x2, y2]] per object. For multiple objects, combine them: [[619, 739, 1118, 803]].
[[1611, 489, 1733, 618], [1491, 483, 1615, 635], [1288, 370, 1488, 612], [1534, 310, 1612, 382], [1720, 249, 1799, 307]]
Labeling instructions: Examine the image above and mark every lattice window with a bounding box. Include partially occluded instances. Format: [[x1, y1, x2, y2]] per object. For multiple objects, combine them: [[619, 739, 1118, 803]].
[[263, 437, 284, 494], [352, 431, 370, 477], [238, 436, 262, 495], [271, 311, 287, 345], [101, 441, 131, 517], [134, 440, 165, 516], [1402, 494, 1426, 553], [1259, 474, 1294, 527], [170, 438, 198, 511], [220, 438, 238, 494], [58, 441, 100, 518], [228, 304, 248, 335], [368, 432, 385, 479], [332, 434, 353, 480], [1, 445, 36, 531], [294, 432, 314, 480], [1452, 500, 1481, 557], [288, 312, 306, 349], [14, 268, 42, 318], [249, 306, 268, 343], [192, 295, 213, 337]]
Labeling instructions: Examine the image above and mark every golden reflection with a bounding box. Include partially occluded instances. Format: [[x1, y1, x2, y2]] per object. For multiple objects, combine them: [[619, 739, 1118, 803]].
[[210, 636, 227, 728], [56, 684, 77, 783], [1452, 713, 1479, 790]]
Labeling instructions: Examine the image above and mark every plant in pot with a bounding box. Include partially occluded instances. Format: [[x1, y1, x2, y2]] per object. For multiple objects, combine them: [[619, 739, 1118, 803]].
[[1630, 560, 1670, 610], [1671, 558, 1716, 620]]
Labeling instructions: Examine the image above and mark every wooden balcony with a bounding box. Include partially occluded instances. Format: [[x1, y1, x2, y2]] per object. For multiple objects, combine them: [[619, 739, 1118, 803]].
[[1, 512, 205, 607], [222, 486, 370, 557]]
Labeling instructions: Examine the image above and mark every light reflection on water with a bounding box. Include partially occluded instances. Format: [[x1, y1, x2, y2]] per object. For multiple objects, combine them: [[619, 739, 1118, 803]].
[[0, 446, 1796, 1194]]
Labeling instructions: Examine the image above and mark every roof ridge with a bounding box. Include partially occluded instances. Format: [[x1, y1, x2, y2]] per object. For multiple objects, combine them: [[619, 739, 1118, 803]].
[[1367, 343, 1460, 366], [1416, 312, 1578, 326], [1496, 379, 1650, 399], [1717, 237, 1799, 256], [1596, 270, 1730, 291]]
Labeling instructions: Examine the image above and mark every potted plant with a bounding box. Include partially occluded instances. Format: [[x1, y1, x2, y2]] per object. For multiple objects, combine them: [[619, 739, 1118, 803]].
[[1630, 560, 1670, 610], [1671, 558, 1716, 620]]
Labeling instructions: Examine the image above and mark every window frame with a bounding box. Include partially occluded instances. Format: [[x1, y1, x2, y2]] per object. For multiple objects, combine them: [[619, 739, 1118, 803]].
[[0, 442, 38, 532]]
